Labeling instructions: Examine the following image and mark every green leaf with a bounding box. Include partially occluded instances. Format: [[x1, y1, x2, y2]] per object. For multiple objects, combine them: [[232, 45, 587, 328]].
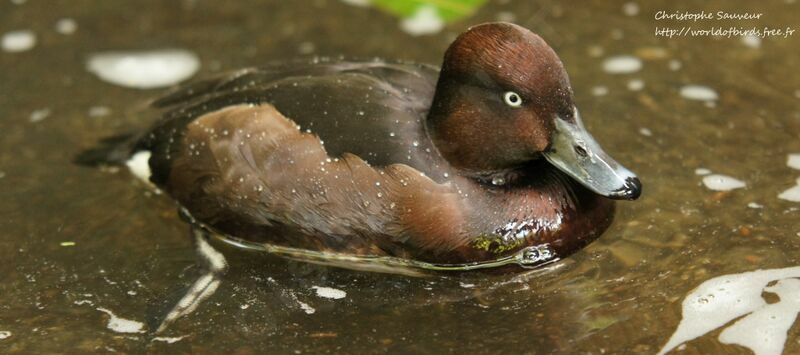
[[370, 0, 487, 23]]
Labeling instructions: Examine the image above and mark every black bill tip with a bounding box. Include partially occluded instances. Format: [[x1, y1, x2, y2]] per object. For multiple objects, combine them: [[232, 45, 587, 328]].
[[622, 176, 642, 200], [609, 176, 642, 200]]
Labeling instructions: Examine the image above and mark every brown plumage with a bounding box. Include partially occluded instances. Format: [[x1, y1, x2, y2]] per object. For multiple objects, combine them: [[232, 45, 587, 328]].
[[78, 22, 639, 267]]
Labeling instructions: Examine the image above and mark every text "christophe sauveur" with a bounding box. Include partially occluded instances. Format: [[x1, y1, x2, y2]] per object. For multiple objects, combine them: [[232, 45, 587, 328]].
[[654, 11, 763, 21]]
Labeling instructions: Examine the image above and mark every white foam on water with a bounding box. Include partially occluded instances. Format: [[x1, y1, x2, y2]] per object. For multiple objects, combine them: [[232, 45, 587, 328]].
[[602, 55, 642, 74], [196, 235, 227, 272], [591, 86, 609, 96], [702, 174, 745, 191], [680, 85, 719, 101], [622, 2, 639, 16], [339, 0, 370, 6], [400, 5, 444, 36], [694, 168, 711, 176], [778, 183, 800, 202], [787, 154, 800, 170], [96, 307, 145, 334], [126, 151, 152, 183], [658, 266, 800, 355], [718, 278, 800, 355], [153, 335, 188, 344], [312, 286, 347, 299], [668, 59, 682, 71], [0, 331, 10, 340], [87, 49, 200, 89], [297, 300, 316, 314], [627, 79, 645, 91], [587, 45, 604, 58], [29, 108, 51, 123], [748, 202, 764, 209], [495, 11, 516, 22], [88, 106, 111, 117], [55, 18, 77, 35], [639, 127, 652, 136], [741, 34, 761, 48], [2, 30, 36, 52]]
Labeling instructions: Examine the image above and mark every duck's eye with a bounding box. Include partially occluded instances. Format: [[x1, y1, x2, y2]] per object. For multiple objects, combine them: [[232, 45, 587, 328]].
[[503, 91, 522, 107]]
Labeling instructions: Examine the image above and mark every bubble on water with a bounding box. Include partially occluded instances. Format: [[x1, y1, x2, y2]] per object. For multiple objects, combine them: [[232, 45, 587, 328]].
[[87, 49, 200, 89], [627, 79, 645, 91], [412, 140, 419, 147], [659, 269, 800, 355], [2, 30, 36, 52], [29, 108, 51, 123], [680, 85, 719, 101], [96, 307, 145, 333], [443, 172, 449, 178], [297, 41, 315, 55], [695, 168, 711, 176], [787, 154, 800, 170], [639, 127, 652, 136], [311, 286, 346, 299], [389, 132, 396, 137], [592, 86, 609, 96], [778, 184, 800, 202], [741, 34, 761, 48], [55, 18, 77, 35], [622, 2, 639, 16], [492, 176, 506, 186], [669, 59, 683, 71], [0, 331, 10, 340], [340, 0, 370, 6], [400, 5, 444, 36], [88, 106, 111, 117], [702, 174, 746, 191], [153, 335, 188, 344], [297, 300, 316, 314], [495, 11, 516, 22], [747, 202, 764, 209], [602, 55, 642, 74], [587, 45, 604, 58]]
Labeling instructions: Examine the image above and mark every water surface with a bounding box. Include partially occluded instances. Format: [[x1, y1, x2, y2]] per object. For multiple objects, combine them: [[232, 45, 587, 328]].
[[1, 0, 799, 353]]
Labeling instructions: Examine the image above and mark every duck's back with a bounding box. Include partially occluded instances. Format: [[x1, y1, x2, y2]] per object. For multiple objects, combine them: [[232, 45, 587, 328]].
[[142, 59, 445, 186], [128, 59, 470, 257]]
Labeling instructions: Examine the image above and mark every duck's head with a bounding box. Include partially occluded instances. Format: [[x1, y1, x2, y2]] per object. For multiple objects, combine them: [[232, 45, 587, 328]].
[[426, 22, 641, 200]]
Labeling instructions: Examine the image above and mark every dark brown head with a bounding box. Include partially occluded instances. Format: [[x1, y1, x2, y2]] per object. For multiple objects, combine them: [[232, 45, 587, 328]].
[[427, 22, 641, 200]]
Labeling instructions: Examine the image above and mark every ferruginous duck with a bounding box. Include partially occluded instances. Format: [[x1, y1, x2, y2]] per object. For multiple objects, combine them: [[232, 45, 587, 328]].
[[78, 22, 641, 269]]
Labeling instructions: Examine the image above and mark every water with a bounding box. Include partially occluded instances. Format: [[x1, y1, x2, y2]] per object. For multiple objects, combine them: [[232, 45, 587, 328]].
[[1, 0, 799, 353]]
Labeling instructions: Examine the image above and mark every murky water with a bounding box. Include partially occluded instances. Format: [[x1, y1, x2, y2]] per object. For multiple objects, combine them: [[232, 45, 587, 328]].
[[2, 0, 799, 353]]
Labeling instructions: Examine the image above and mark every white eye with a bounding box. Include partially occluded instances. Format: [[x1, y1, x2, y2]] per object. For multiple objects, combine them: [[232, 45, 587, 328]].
[[503, 91, 522, 107]]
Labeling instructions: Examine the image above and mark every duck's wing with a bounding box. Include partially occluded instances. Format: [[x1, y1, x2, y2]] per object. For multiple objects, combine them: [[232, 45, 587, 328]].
[[166, 103, 469, 257], [139, 59, 445, 187]]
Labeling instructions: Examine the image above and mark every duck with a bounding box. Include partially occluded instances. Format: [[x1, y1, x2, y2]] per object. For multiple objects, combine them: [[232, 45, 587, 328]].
[[77, 22, 641, 268]]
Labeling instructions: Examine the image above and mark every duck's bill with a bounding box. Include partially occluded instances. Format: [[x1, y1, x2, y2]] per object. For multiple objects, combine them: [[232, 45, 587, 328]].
[[543, 110, 641, 200]]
